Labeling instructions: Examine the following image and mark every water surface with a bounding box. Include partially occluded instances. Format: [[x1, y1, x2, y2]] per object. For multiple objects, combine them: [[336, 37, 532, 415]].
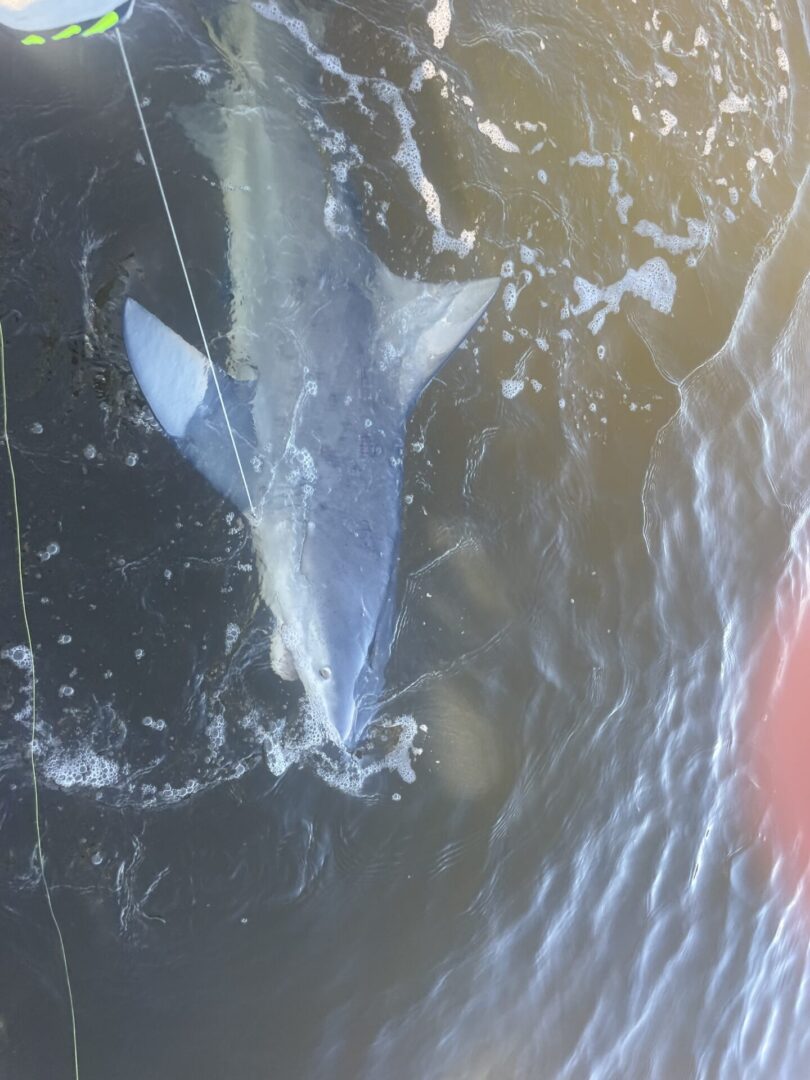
[[1, 1, 809, 1076]]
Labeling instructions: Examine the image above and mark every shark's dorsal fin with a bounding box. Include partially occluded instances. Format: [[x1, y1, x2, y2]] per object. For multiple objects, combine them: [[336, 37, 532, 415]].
[[123, 299, 260, 514], [372, 262, 500, 412]]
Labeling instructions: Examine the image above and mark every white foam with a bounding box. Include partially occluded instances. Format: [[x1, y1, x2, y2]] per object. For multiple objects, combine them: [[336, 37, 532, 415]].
[[410, 59, 437, 93], [634, 218, 710, 255], [254, 3, 362, 102], [477, 120, 520, 154], [605, 158, 633, 224], [2, 644, 32, 671], [570, 151, 605, 168], [225, 623, 240, 655], [659, 110, 678, 136], [206, 715, 226, 752], [702, 125, 716, 156], [374, 81, 476, 257], [501, 378, 525, 399], [427, 0, 452, 49], [615, 194, 633, 225], [719, 92, 750, 114], [255, 2, 476, 258], [324, 192, 350, 236], [571, 257, 677, 335], [43, 748, 119, 790], [776, 47, 789, 74], [503, 283, 518, 312]]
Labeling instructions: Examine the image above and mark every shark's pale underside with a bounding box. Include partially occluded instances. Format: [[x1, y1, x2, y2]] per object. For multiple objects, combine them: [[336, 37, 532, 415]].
[[123, 4, 499, 745]]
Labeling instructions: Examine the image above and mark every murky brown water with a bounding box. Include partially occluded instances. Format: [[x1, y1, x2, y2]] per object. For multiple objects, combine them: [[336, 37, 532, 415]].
[[1, 1, 809, 1076]]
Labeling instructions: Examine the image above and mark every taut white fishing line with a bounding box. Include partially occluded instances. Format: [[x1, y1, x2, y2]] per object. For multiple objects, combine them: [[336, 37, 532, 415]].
[[116, 27, 257, 517]]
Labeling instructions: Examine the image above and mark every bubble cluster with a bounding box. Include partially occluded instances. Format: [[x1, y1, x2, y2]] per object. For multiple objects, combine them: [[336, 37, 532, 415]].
[[225, 623, 241, 655], [572, 257, 677, 335], [2, 644, 32, 671], [42, 749, 120, 790], [477, 120, 520, 154], [501, 378, 525, 400], [426, 0, 452, 50], [634, 218, 710, 256], [38, 541, 60, 562], [206, 715, 226, 753]]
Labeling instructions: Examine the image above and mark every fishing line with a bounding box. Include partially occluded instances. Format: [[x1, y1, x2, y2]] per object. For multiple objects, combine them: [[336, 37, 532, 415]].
[[115, 27, 257, 517], [0, 321, 81, 1080]]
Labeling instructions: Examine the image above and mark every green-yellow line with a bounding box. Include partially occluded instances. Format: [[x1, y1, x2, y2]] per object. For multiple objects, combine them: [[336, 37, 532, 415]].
[[52, 25, 83, 41], [0, 322, 80, 1080], [83, 11, 119, 37]]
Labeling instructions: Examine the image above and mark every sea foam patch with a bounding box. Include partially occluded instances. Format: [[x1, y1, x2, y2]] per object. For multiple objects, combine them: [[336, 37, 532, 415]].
[[572, 257, 677, 334], [634, 218, 710, 256], [42, 748, 120, 790], [478, 120, 520, 154], [254, 1, 476, 257], [427, 0, 452, 50]]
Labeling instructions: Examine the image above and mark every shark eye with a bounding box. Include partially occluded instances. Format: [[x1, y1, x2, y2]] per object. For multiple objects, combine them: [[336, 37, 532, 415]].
[[319, 666, 332, 680]]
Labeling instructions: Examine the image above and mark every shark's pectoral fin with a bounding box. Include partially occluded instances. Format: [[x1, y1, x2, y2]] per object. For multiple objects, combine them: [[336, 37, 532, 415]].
[[123, 299, 260, 514], [373, 262, 500, 411]]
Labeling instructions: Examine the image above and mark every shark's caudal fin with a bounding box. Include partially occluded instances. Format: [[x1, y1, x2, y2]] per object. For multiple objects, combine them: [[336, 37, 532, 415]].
[[123, 299, 259, 514], [372, 263, 500, 413]]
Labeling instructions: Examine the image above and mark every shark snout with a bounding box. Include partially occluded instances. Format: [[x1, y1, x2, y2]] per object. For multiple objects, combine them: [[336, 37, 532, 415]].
[[303, 659, 360, 746]]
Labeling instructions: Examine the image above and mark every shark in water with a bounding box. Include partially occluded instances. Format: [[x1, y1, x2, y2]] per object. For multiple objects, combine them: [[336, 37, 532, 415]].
[[123, 3, 498, 746]]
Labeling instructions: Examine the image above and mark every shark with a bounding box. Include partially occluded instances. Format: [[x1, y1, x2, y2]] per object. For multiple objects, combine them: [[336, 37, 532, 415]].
[[122, 3, 498, 746]]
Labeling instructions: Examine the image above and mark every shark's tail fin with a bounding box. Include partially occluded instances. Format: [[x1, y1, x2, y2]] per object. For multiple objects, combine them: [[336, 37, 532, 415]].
[[123, 299, 260, 515]]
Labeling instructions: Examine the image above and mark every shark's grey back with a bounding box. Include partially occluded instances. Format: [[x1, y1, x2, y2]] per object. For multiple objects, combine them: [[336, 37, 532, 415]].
[[124, 2, 499, 743]]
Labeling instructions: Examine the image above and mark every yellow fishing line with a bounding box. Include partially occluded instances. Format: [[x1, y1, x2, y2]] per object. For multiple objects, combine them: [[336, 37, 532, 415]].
[[0, 321, 80, 1080]]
